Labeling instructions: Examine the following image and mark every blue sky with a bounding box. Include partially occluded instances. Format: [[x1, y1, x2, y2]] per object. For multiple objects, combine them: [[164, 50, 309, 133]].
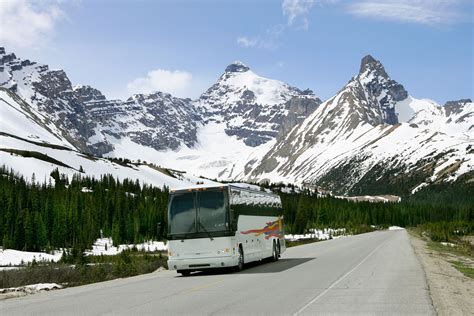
[[1, 0, 473, 104]]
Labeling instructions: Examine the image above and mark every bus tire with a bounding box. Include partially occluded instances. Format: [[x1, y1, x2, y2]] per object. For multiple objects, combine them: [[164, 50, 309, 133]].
[[236, 246, 244, 272], [272, 241, 279, 262]]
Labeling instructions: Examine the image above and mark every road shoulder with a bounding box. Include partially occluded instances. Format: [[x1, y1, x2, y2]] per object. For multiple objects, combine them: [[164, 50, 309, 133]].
[[408, 232, 474, 315]]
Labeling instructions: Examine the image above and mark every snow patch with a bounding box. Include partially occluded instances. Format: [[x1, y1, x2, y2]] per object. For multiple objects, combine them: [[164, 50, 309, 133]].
[[0, 249, 62, 266], [388, 226, 404, 231], [0, 283, 62, 295], [84, 237, 168, 256], [285, 228, 347, 241]]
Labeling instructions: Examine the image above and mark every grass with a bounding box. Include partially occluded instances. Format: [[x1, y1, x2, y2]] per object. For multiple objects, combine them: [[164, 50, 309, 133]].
[[451, 261, 474, 279], [409, 227, 474, 280], [0, 250, 168, 289], [426, 240, 473, 258]]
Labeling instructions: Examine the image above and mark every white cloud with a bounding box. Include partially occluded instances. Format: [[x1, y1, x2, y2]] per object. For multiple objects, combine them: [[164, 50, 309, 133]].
[[237, 25, 285, 50], [126, 69, 194, 98], [348, 0, 465, 25], [238, 0, 334, 49], [0, 0, 65, 49], [282, 0, 316, 26], [237, 36, 258, 48], [281, 0, 338, 29]]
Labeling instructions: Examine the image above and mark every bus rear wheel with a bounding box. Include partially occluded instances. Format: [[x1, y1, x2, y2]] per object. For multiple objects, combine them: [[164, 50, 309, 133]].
[[272, 241, 279, 262], [236, 247, 244, 272]]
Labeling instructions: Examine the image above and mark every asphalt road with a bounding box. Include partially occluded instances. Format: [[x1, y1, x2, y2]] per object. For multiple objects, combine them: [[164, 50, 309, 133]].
[[1, 229, 435, 315]]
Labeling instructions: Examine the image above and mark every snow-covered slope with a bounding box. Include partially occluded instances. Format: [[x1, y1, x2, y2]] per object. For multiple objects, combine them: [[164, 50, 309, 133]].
[[245, 56, 474, 194], [0, 88, 215, 188], [0, 88, 73, 148]]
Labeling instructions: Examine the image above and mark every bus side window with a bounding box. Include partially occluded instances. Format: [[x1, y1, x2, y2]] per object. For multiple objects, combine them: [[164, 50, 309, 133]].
[[230, 208, 237, 231]]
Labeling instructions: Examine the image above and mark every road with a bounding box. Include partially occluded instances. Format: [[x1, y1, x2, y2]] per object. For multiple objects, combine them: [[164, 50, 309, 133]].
[[1, 229, 435, 315]]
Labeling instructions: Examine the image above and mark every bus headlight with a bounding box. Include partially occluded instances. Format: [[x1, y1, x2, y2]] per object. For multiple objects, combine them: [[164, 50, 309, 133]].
[[217, 248, 230, 255]]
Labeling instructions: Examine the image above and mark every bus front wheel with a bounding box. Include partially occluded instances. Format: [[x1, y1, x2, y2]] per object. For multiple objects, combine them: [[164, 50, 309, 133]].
[[178, 270, 191, 277]]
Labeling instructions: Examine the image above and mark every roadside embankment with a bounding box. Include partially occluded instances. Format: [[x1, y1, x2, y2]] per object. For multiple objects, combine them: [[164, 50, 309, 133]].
[[409, 232, 474, 315]]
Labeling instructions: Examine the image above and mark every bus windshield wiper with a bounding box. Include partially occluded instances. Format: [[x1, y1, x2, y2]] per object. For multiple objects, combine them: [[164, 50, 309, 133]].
[[199, 221, 214, 241], [180, 232, 190, 242]]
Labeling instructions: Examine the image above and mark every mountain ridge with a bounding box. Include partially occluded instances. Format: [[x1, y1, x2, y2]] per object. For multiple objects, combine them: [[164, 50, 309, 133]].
[[1, 47, 472, 195]]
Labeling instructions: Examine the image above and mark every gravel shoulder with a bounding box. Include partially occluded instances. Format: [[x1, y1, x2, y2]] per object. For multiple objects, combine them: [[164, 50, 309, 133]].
[[409, 232, 474, 316]]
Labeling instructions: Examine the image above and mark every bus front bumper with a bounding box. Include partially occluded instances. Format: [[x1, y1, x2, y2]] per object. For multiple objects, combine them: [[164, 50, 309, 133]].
[[168, 255, 239, 271]]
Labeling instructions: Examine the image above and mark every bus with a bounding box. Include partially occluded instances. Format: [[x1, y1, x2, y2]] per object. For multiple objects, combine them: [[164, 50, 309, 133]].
[[167, 184, 285, 276]]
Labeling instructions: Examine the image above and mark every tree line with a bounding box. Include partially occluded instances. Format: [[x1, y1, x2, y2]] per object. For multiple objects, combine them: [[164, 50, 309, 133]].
[[0, 165, 472, 252], [0, 166, 168, 252]]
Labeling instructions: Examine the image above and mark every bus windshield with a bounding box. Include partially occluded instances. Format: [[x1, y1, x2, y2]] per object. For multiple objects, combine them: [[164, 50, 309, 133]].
[[169, 192, 196, 235], [168, 189, 228, 236], [198, 190, 228, 232]]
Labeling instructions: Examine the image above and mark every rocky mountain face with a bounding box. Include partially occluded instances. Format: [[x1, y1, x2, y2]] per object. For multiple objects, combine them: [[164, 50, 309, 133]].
[[197, 61, 321, 146], [357, 55, 408, 125], [1, 49, 319, 156], [0, 48, 95, 153], [76, 87, 201, 152], [443, 99, 473, 136], [0, 47, 202, 155], [244, 55, 473, 195]]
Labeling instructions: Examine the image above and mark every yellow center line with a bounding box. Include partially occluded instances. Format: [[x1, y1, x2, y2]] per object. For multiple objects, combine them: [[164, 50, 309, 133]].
[[181, 278, 226, 294]]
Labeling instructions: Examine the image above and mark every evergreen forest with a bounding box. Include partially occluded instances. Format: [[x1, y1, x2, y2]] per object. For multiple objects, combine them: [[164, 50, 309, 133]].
[[0, 166, 472, 253]]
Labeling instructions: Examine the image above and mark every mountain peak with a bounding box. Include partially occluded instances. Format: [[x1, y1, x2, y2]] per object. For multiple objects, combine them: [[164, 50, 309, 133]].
[[225, 60, 250, 73], [359, 55, 387, 77]]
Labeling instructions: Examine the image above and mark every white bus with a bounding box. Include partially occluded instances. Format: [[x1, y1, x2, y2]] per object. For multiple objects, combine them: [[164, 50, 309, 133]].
[[167, 184, 285, 276]]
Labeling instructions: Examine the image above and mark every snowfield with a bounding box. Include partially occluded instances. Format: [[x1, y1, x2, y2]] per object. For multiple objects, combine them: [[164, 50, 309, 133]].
[[105, 121, 277, 181], [84, 238, 167, 256], [0, 238, 167, 267], [0, 249, 62, 266], [0, 131, 217, 189]]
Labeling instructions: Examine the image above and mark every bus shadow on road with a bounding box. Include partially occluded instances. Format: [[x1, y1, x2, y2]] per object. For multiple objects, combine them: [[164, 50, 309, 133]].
[[238, 258, 315, 274], [183, 258, 315, 277]]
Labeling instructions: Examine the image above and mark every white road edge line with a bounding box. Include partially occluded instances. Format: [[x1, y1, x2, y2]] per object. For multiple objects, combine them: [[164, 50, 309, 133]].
[[293, 237, 388, 315]]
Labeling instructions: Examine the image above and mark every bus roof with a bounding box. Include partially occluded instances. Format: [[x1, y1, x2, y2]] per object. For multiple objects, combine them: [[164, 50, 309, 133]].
[[169, 183, 278, 197]]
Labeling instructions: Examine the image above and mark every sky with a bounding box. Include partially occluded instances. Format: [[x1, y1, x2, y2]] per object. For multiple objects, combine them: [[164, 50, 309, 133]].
[[0, 0, 472, 104]]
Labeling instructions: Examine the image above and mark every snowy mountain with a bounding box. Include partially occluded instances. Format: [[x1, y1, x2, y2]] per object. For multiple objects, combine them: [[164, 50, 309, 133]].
[[1, 47, 472, 195], [197, 61, 321, 146], [0, 47, 201, 156], [0, 87, 214, 188], [0, 48, 319, 154], [244, 55, 473, 194]]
